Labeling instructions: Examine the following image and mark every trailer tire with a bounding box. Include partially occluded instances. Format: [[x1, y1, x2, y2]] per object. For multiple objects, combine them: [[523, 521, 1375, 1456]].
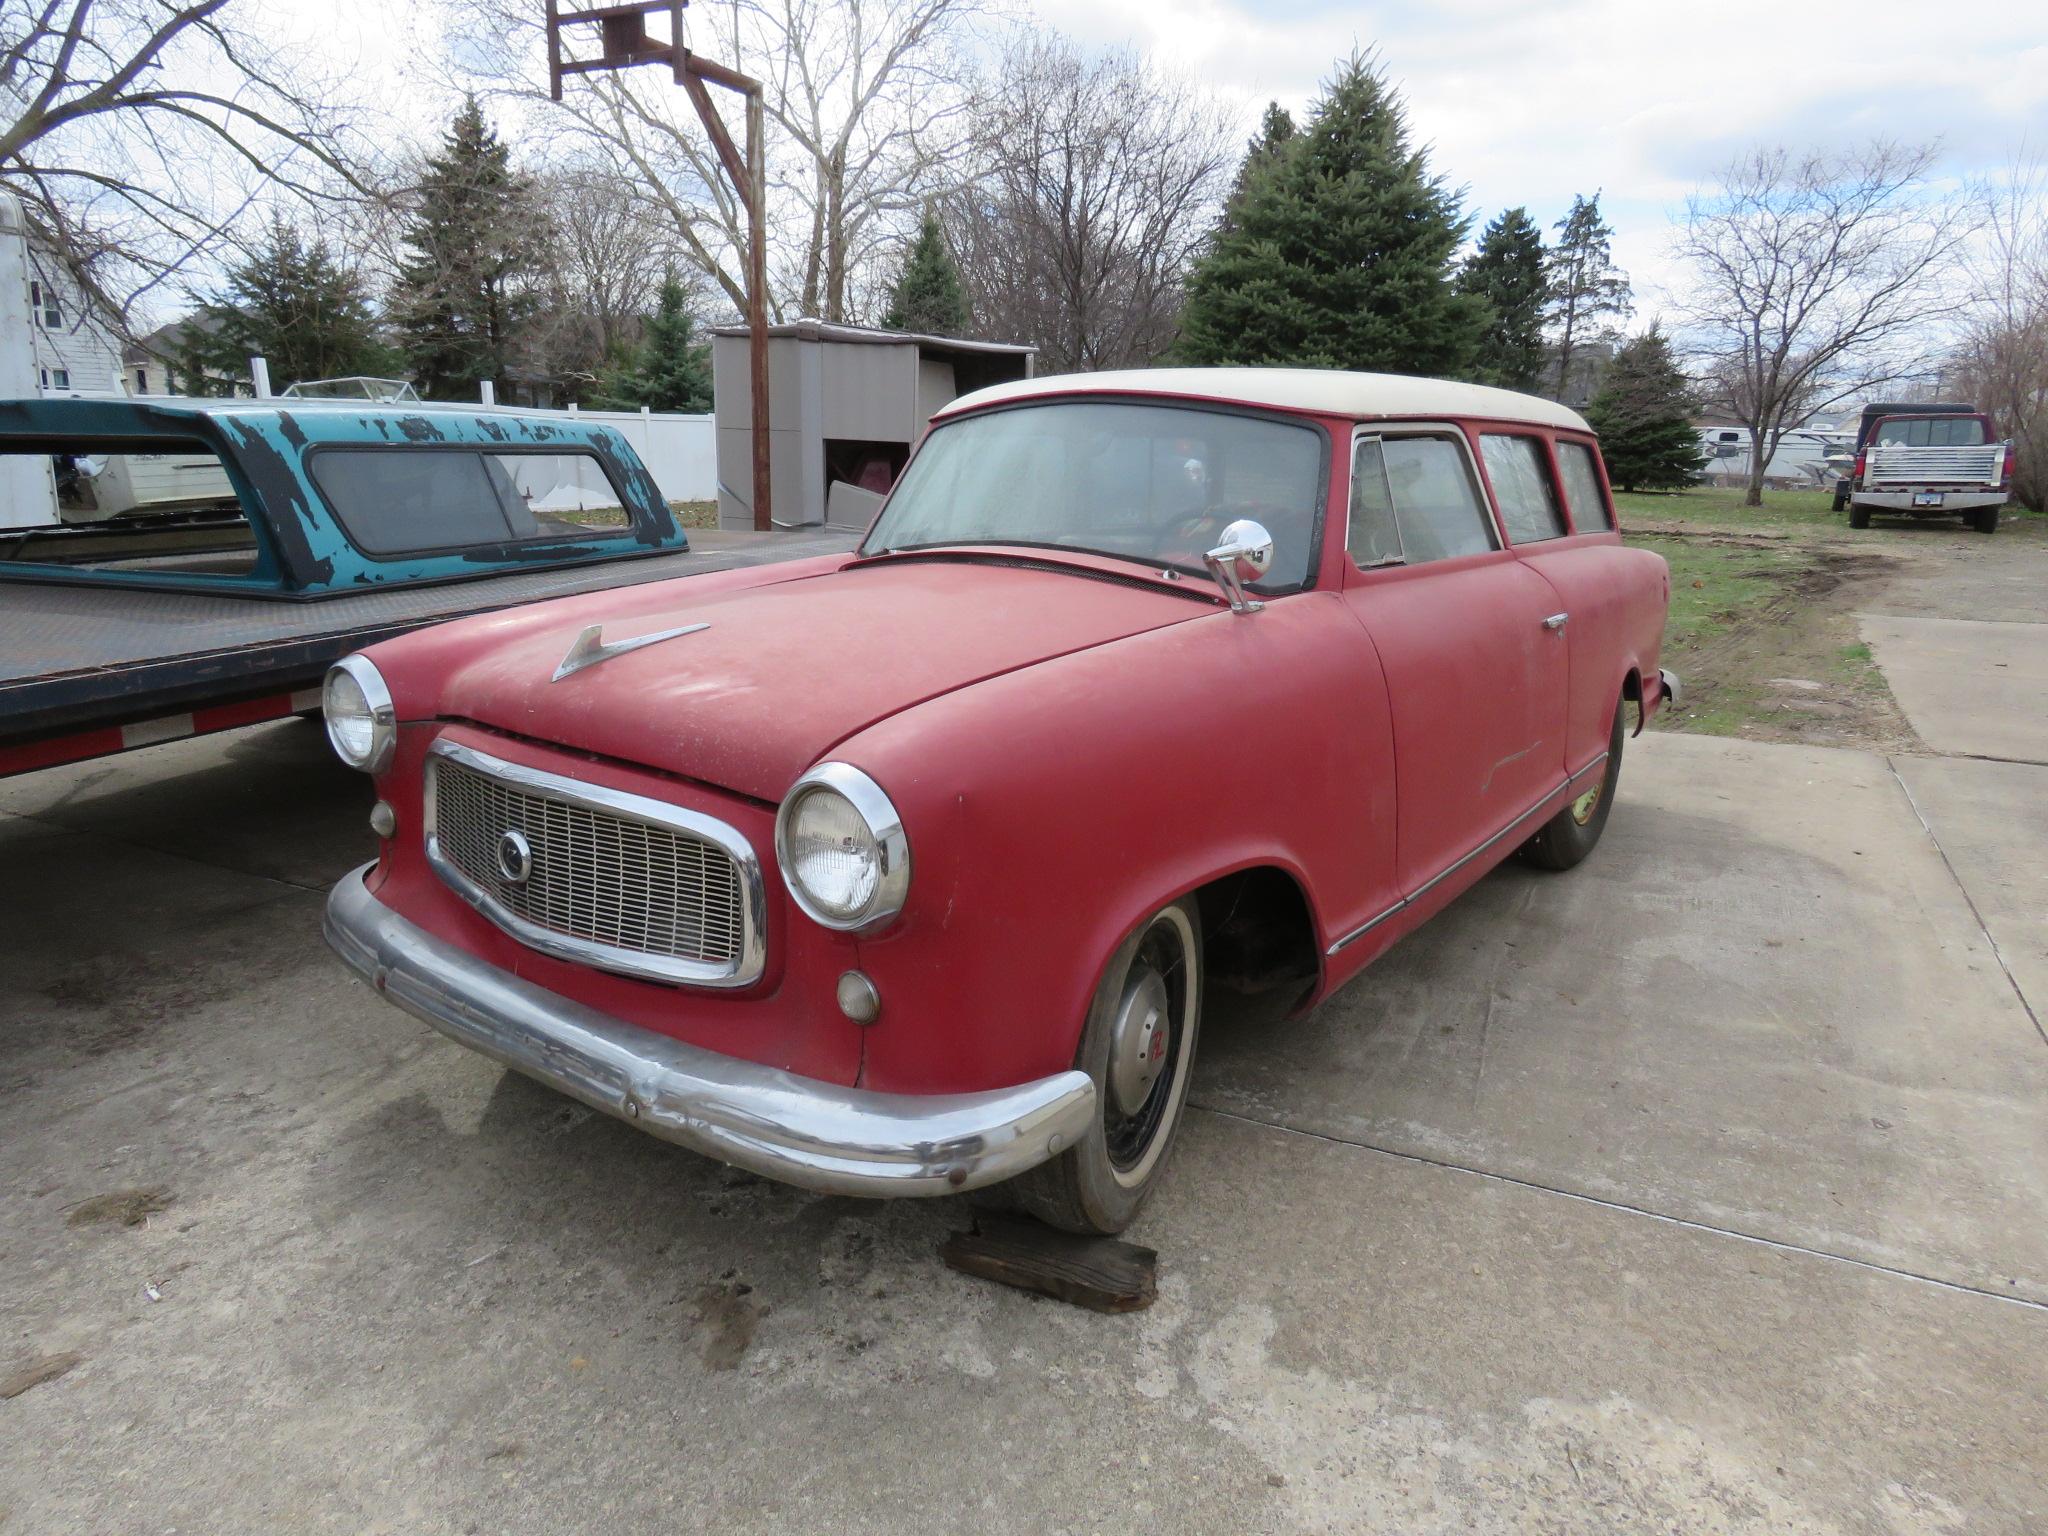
[[1831, 485, 1849, 513]]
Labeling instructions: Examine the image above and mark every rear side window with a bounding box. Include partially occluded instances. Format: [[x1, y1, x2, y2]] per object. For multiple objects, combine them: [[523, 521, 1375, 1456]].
[[1872, 417, 1988, 448], [311, 449, 631, 557], [1556, 441, 1613, 531], [1480, 434, 1566, 544], [1348, 433, 1496, 567]]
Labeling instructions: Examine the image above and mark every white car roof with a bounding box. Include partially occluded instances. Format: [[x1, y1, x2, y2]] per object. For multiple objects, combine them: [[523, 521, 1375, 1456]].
[[939, 367, 1592, 432]]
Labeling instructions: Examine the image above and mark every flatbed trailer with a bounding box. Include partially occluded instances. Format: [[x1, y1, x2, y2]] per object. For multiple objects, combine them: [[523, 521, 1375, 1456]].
[[0, 529, 858, 777], [0, 395, 860, 779]]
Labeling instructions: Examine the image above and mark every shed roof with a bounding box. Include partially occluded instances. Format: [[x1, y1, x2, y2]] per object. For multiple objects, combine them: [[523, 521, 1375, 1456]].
[[709, 318, 1035, 359], [939, 367, 1592, 431]]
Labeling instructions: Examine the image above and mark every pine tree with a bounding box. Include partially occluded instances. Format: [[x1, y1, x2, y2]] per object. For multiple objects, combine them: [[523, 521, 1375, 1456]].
[[173, 326, 230, 397], [193, 216, 394, 390], [1584, 328, 1702, 491], [882, 211, 968, 335], [1179, 55, 1482, 376], [391, 97, 546, 400], [1213, 102, 1296, 240], [596, 277, 713, 412], [1457, 207, 1547, 392], [1545, 192, 1632, 402]]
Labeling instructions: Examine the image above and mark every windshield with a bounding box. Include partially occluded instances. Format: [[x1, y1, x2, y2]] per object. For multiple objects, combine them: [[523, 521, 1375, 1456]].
[[862, 400, 1325, 591]]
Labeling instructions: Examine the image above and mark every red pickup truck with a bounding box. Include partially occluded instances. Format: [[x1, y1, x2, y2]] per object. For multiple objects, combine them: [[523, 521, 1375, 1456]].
[[1834, 402, 2011, 533]]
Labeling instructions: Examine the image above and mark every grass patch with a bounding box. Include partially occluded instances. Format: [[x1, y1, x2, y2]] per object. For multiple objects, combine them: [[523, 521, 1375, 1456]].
[[1614, 483, 1842, 537], [1632, 531, 1915, 748], [669, 498, 718, 529], [1638, 534, 1801, 649]]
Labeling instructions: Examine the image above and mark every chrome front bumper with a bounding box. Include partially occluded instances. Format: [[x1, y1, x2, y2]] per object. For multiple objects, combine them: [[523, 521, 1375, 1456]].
[[324, 865, 1097, 1198]]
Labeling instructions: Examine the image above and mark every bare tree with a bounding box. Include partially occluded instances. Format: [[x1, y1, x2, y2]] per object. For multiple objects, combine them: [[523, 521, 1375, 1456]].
[[523, 158, 671, 390], [1950, 155, 2048, 510], [447, 0, 981, 325], [943, 35, 1235, 372], [0, 0, 369, 328], [1673, 142, 1978, 506]]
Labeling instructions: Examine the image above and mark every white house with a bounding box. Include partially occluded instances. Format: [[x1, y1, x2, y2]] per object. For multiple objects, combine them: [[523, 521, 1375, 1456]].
[[0, 194, 126, 398]]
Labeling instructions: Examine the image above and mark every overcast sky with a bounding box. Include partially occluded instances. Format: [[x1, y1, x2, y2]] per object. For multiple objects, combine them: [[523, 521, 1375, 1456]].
[[1025, 0, 2048, 316], [280, 0, 2048, 322]]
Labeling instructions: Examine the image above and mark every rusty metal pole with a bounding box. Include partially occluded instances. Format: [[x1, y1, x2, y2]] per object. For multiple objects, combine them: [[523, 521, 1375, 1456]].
[[546, 2, 773, 532], [745, 86, 770, 531]]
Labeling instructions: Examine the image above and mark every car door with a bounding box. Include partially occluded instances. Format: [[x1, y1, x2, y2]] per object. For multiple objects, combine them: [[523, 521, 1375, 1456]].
[[1339, 424, 1570, 899], [1502, 433, 1635, 776]]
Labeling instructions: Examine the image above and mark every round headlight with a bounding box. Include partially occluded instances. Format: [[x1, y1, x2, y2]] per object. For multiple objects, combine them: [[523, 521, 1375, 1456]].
[[775, 764, 910, 932], [323, 655, 396, 774]]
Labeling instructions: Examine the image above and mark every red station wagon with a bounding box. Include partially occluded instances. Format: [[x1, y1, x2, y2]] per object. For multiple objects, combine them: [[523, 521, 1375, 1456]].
[[323, 370, 1677, 1234]]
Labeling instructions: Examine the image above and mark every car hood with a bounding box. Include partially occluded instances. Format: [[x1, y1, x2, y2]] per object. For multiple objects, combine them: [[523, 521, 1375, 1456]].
[[433, 556, 1211, 802]]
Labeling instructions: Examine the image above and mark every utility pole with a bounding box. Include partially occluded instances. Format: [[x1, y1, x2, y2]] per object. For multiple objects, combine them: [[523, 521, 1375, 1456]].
[[546, 1, 772, 531]]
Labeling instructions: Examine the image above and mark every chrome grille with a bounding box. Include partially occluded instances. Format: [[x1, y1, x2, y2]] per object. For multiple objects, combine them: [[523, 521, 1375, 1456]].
[[426, 743, 759, 986]]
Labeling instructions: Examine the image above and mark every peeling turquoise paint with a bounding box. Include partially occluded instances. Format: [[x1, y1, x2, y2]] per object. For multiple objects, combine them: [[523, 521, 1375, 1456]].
[[0, 397, 686, 599]]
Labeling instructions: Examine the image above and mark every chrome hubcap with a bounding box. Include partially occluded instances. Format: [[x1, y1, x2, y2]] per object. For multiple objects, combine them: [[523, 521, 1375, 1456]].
[[1108, 964, 1171, 1117]]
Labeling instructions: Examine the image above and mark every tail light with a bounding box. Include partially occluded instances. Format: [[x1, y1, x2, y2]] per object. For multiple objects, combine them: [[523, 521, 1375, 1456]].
[[2001, 445, 2014, 490], [1852, 451, 1865, 487]]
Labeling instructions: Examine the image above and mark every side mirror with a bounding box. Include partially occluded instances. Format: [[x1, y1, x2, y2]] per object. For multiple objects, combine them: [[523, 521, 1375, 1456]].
[[1203, 518, 1274, 614]]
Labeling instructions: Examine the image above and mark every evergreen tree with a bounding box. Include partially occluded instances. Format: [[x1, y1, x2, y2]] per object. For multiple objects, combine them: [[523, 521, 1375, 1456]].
[[1457, 207, 1547, 391], [596, 277, 713, 412], [882, 211, 968, 335], [391, 97, 546, 400], [1178, 55, 1482, 376], [173, 326, 231, 397], [1545, 191, 1632, 401], [1584, 328, 1702, 491], [1213, 102, 1296, 240], [192, 216, 394, 390]]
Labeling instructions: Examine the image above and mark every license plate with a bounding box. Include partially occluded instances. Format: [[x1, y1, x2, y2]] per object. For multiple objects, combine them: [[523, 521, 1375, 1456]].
[[1913, 492, 1944, 507]]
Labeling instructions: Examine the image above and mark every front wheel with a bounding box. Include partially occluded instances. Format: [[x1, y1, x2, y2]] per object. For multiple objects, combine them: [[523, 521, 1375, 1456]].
[[1015, 900, 1203, 1235], [1521, 699, 1626, 872]]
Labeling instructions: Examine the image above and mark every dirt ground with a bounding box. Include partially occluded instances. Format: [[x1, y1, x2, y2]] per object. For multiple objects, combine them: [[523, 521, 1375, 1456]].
[[1627, 503, 2047, 754]]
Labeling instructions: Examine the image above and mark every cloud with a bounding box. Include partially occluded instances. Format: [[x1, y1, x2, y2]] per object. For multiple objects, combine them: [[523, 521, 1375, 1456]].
[[1023, 0, 2047, 314]]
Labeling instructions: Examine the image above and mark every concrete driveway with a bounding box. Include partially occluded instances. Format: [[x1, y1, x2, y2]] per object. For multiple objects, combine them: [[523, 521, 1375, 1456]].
[[3, 580, 2046, 1530]]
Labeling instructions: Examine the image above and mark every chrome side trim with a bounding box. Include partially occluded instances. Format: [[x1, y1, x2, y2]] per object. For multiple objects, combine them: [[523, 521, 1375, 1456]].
[[324, 866, 1097, 1198], [1326, 753, 1611, 956], [424, 737, 767, 989]]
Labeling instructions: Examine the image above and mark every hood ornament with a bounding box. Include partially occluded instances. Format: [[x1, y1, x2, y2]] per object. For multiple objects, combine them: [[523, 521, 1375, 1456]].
[[552, 621, 710, 682]]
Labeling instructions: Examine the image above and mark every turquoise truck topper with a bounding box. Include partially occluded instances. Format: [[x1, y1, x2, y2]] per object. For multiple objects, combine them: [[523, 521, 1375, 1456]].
[[0, 396, 685, 598]]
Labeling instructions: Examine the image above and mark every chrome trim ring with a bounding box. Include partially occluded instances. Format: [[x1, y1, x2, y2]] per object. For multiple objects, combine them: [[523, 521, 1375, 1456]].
[[324, 653, 397, 775], [424, 737, 767, 989], [774, 762, 912, 934]]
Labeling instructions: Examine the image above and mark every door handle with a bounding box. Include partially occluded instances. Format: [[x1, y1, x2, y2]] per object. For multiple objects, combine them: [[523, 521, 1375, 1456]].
[[1542, 612, 1569, 631]]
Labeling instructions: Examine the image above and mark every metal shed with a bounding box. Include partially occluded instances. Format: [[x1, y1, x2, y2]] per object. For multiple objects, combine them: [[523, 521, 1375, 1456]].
[[710, 319, 1034, 531]]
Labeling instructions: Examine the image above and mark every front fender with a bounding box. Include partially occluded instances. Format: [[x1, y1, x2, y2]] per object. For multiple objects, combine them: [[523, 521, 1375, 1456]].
[[830, 591, 1398, 1095]]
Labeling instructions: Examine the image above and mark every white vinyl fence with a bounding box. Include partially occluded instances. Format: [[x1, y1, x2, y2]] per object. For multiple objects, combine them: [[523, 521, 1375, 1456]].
[[561, 406, 716, 505]]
